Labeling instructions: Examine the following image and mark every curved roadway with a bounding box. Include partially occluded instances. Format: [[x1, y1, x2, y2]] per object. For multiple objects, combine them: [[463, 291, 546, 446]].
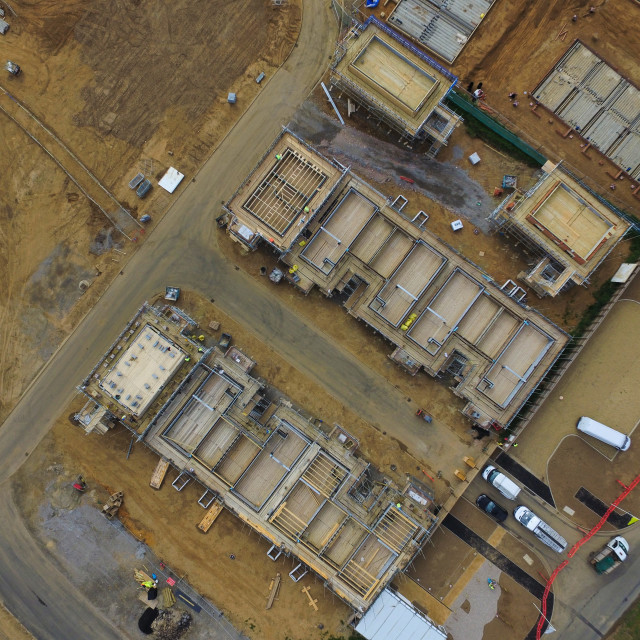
[[0, 2, 337, 637]]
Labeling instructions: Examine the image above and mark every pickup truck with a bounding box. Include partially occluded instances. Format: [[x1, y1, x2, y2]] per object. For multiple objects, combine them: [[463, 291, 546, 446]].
[[514, 506, 567, 553], [590, 536, 629, 574]]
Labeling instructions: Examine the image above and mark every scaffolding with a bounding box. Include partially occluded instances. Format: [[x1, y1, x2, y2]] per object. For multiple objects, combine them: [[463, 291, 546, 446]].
[[330, 17, 460, 150]]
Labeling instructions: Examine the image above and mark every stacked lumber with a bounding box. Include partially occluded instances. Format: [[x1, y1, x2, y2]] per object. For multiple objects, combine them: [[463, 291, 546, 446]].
[[150, 459, 170, 489], [161, 587, 176, 608], [197, 501, 224, 533]]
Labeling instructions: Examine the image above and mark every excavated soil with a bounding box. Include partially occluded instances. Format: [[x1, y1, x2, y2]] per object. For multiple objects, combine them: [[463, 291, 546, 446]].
[[0, 0, 301, 422]]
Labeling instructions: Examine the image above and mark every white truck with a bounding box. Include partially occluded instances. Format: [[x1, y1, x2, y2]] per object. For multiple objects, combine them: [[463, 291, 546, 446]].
[[514, 506, 567, 553], [590, 536, 629, 575], [482, 465, 521, 500]]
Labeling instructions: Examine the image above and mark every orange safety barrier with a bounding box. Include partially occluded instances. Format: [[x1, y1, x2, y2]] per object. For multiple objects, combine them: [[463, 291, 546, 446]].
[[536, 472, 640, 639]]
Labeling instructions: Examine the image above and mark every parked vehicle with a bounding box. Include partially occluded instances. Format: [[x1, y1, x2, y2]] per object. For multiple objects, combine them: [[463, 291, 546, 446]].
[[6, 60, 20, 76], [590, 536, 629, 575], [577, 417, 630, 451], [476, 494, 508, 522], [482, 465, 521, 500], [513, 506, 567, 553]]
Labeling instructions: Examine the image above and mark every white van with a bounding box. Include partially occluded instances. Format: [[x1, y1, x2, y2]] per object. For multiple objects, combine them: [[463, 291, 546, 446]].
[[482, 465, 521, 500], [577, 417, 631, 451]]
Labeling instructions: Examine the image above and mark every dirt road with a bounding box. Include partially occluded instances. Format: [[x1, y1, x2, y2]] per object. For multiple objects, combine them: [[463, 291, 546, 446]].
[[0, 0, 338, 637]]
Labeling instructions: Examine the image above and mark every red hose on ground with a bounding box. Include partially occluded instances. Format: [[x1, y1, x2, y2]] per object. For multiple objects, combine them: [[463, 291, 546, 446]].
[[536, 473, 640, 639]]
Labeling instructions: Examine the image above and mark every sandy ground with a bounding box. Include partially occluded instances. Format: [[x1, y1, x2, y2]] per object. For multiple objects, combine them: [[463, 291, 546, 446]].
[[367, 0, 640, 213], [0, 602, 33, 640], [0, 0, 301, 423]]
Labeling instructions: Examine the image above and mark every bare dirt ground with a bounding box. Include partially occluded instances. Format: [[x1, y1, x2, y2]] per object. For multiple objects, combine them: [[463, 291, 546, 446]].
[[368, 0, 640, 214], [0, 0, 301, 423]]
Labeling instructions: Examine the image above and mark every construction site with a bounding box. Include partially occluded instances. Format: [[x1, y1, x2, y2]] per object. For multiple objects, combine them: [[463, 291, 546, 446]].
[[386, 0, 499, 64], [534, 40, 640, 180], [77, 301, 447, 633], [491, 162, 631, 297], [225, 129, 569, 429], [2, 0, 640, 638], [330, 18, 461, 151]]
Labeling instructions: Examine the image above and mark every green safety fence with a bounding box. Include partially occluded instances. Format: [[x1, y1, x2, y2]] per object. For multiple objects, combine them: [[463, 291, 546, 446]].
[[446, 91, 547, 166]]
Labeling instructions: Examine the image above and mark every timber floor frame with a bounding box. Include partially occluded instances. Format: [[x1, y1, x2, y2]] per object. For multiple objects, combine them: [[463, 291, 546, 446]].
[[134, 347, 436, 612], [491, 166, 631, 296], [278, 166, 569, 430]]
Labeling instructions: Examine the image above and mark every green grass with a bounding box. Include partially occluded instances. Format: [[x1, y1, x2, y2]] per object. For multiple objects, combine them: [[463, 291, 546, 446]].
[[606, 593, 640, 639]]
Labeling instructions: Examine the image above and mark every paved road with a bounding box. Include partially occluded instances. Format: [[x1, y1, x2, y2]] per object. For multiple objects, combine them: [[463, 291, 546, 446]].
[[475, 456, 640, 639], [0, 483, 122, 640], [0, 2, 339, 638]]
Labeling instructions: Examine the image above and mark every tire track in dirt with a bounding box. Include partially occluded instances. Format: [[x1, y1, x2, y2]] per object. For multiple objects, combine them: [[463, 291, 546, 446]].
[[0, 88, 139, 237]]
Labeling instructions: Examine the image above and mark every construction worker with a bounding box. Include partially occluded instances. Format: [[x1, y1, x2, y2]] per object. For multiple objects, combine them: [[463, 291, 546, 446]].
[[275, 153, 282, 161], [142, 580, 155, 589], [185, 356, 191, 362], [304, 206, 310, 213]]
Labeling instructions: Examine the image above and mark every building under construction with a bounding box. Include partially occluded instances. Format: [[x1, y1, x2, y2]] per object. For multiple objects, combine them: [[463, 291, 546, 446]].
[[383, 0, 499, 64], [76, 302, 202, 435], [534, 40, 640, 179], [77, 306, 443, 626], [490, 162, 631, 297], [331, 17, 461, 153], [224, 130, 569, 429]]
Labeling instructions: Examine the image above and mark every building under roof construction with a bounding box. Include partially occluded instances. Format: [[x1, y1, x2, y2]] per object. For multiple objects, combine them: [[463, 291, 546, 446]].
[[224, 130, 570, 429], [331, 17, 461, 153], [77, 308, 442, 619], [491, 162, 632, 297]]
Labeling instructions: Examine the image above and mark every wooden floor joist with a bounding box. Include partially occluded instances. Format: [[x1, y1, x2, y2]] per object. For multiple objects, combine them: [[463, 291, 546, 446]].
[[198, 501, 224, 533], [266, 573, 281, 610], [301, 586, 318, 611], [150, 458, 170, 489]]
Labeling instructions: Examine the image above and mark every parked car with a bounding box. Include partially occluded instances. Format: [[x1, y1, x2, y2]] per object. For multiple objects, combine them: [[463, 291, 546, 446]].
[[513, 506, 567, 553], [476, 494, 508, 522]]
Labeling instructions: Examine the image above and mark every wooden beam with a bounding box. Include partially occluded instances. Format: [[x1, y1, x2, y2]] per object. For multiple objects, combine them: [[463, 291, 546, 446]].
[[150, 458, 170, 489], [198, 501, 224, 533], [301, 586, 318, 611], [266, 573, 281, 610]]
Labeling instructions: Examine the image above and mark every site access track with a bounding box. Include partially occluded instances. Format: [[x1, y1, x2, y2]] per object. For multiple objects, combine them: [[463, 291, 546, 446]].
[[0, 1, 337, 638]]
